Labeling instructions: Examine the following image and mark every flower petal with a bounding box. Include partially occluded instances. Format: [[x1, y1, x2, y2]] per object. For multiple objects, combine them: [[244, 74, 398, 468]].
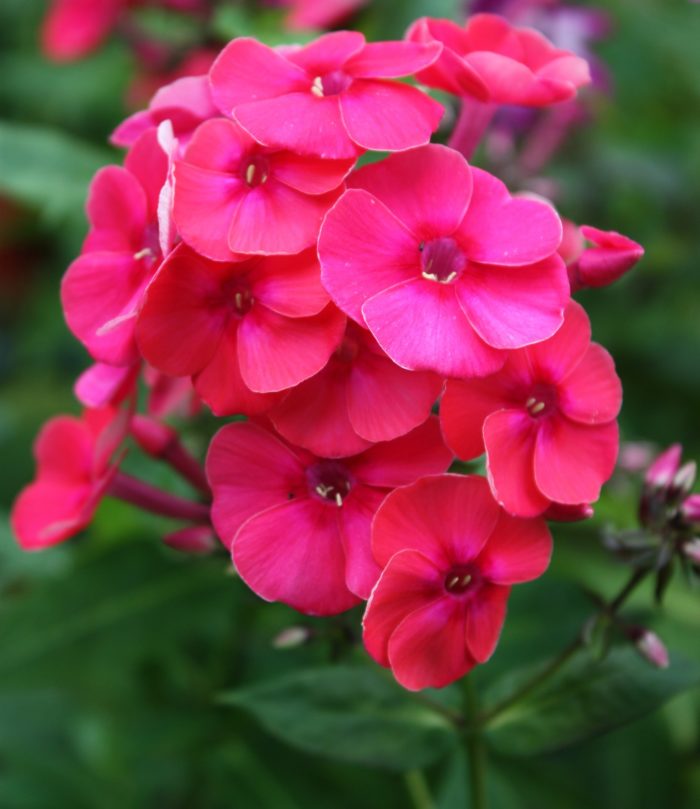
[[345, 41, 442, 79], [476, 512, 552, 585], [251, 250, 330, 318], [559, 343, 622, 425], [339, 485, 387, 599], [464, 583, 510, 663]]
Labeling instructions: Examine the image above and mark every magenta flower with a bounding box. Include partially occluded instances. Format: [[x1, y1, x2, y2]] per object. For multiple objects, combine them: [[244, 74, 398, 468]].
[[208, 32, 444, 159], [172, 117, 355, 261], [61, 129, 168, 365], [136, 244, 345, 416], [41, 0, 126, 62], [407, 13, 590, 106], [363, 474, 552, 690], [206, 419, 452, 613], [10, 407, 128, 550], [270, 320, 443, 457], [319, 144, 567, 378], [441, 301, 621, 517]]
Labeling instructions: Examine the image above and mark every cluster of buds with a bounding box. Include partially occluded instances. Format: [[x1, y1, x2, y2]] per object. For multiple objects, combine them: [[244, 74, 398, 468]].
[[14, 9, 647, 691]]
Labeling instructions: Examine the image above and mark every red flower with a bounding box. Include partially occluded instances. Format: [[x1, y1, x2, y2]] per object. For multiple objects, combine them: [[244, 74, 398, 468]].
[[441, 301, 621, 516], [206, 419, 452, 613], [209, 32, 444, 159], [407, 13, 590, 105], [136, 244, 345, 416], [11, 408, 128, 550], [172, 118, 354, 260], [363, 474, 552, 690], [319, 144, 567, 378], [270, 320, 443, 457]]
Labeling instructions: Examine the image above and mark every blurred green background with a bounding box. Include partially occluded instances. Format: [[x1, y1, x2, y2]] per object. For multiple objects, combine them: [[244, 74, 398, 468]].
[[1, 0, 699, 807]]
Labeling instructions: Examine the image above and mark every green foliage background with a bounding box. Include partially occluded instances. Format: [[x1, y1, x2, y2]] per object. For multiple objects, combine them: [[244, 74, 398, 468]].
[[0, 1, 699, 807]]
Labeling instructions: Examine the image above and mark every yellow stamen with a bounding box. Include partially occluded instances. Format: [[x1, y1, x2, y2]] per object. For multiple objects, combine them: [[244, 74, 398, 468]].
[[531, 402, 546, 415], [311, 76, 324, 97]]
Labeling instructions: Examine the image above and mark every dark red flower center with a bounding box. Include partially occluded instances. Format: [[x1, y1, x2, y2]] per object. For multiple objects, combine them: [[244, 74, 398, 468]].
[[310, 71, 351, 97], [333, 331, 360, 364], [306, 460, 353, 507], [443, 565, 479, 596], [420, 238, 467, 284], [133, 222, 161, 266], [243, 155, 270, 188], [524, 383, 558, 418], [223, 278, 254, 317]]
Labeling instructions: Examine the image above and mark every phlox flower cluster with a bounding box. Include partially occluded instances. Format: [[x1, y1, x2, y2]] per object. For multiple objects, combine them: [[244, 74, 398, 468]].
[[14, 12, 644, 691]]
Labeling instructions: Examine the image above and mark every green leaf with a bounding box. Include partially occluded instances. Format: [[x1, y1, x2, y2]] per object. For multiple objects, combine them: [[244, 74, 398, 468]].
[[0, 121, 111, 223], [220, 665, 458, 771], [484, 646, 700, 756]]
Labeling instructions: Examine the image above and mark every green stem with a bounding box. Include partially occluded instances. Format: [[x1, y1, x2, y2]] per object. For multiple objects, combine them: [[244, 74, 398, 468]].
[[463, 677, 488, 809], [479, 566, 650, 726], [403, 770, 436, 809]]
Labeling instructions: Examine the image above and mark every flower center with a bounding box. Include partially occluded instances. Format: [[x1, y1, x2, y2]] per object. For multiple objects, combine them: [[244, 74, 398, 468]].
[[243, 156, 269, 188], [444, 565, 478, 596], [223, 278, 254, 317], [133, 222, 160, 265], [310, 71, 351, 98], [306, 460, 352, 507], [333, 326, 361, 364], [420, 238, 466, 284], [524, 383, 558, 418]]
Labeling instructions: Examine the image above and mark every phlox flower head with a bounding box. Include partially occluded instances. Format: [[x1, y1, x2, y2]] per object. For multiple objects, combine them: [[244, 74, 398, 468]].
[[136, 244, 345, 417], [61, 129, 169, 366], [270, 320, 443, 457], [319, 144, 568, 378], [407, 13, 591, 105], [441, 301, 621, 517], [206, 419, 452, 614], [209, 32, 444, 159], [11, 407, 129, 550], [172, 117, 355, 260], [363, 474, 552, 690]]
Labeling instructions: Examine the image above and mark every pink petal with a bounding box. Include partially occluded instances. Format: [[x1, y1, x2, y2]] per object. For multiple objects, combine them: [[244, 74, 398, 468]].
[[237, 303, 344, 393], [559, 344, 622, 425], [458, 169, 562, 266], [388, 595, 474, 690], [33, 415, 94, 483], [11, 480, 96, 550], [286, 31, 365, 73], [465, 52, 541, 105], [124, 128, 168, 219], [347, 348, 443, 443], [348, 144, 472, 239], [348, 417, 452, 489], [181, 116, 253, 172], [251, 250, 330, 318], [136, 248, 229, 376], [84, 166, 147, 253], [270, 151, 355, 195], [340, 79, 443, 152], [362, 549, 444, 666], [362, 278, 505, 378], [206, 421, 304, 548], [209, 37, 308, 115], [534, 416, 619, 505], [372, 474, 500, 569], [476, 511, 552, 585], [464, 583, 510, 663], [483, 409, 550, 517], [74, 363, 138, 409], [194, 328, 278, 417], [440, 375, 520, 461], [318, 189, 418, 323], [339, 485, 387, 599], [456, 254, 568, 350], [233, 498, 360, 616], [344, 41, 442, 79], [525, 300, 591, 383], [235, 94, 358, 159]]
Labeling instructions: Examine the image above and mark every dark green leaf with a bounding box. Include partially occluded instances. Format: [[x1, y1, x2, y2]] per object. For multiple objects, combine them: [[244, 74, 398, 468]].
[[220, 665, 458, 770]]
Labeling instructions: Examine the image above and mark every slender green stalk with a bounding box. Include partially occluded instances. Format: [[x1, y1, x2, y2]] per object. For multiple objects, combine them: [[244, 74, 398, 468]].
[[403, 770, 436, 809], [463, 678, 488, 809]]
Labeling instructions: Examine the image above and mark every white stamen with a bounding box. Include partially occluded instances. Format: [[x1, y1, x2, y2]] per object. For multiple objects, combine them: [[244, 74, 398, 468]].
[[133, 248, 153, 260], [531, 402, 546, 415], [447, 575, 460, 589], [334, 492, 343, 508], [525, 397, 537, 408], [245, 164, 256, 184], [311, 76, 324, 97]]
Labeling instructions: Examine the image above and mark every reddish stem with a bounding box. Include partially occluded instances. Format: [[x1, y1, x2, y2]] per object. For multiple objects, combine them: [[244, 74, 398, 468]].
[[448, 98, 497, 160], [108, 472, 211, 523]]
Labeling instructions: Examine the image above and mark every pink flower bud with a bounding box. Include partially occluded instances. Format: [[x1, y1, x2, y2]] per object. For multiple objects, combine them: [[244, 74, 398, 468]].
[[272, 626, 313, 649], [671, 462, 697, 497], [682, 538, 700, 565], [131, 414, 177, 457], [681, 495, 700, 525], [163, 525, 218, 555], [570, 226, 644, 291], [544, 502, 594, 522], [645, 444, 682, 490], [635, 630, 670, 670]]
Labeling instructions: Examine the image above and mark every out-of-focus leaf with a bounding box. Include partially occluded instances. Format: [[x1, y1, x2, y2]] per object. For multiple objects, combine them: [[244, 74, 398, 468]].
[[220, 665, 458, 770], [0, 121, 110, 223], [484, 646, 700, 756]]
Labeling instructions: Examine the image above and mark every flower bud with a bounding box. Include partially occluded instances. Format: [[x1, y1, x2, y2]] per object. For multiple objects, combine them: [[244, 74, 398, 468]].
[[544, 502, 594, 522], [681, 494, 700, 525], [131, 414, 177, 457], [163, 525, 218, 555], [634, 629, 670, 670], [670, 461, 697, 499], [570, 226, 644, 291], [682, 538, 700, 565], [645, 444, 682, 490], [272, 626, 313, 649]]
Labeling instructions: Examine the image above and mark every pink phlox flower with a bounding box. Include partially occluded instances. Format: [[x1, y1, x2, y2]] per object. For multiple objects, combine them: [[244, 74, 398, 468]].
[[173, 117, 355, 260], [136, 243, 345, 417], [564, 224, 644, 291], [10, 406, 130, 550], [41, 0, 128, 62], [319, 144, 568, 378], [440, 300, 621, 516], [269, 320, 444, 457], [61, 128, 169, 366], [206, 418, 452, 613], [363, 474, 552, 690], [208, 32, 444, 159], [281, 0, 369, 31], [406, 13, 591, 105]]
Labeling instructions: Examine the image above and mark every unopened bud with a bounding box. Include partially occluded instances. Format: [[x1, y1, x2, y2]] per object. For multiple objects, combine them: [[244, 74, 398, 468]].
[[681, 494, 700, 525], [645, 444, 682, 490], [572, 225, 644, 291], [682, 538, 700, 565], [634, 629, 670, 670], [131, 414, 177, 457], [272, 626, 313, 649], [671, 462, 697, 498], [163, 525, 218, 555], [544, 502, 594, 522]]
